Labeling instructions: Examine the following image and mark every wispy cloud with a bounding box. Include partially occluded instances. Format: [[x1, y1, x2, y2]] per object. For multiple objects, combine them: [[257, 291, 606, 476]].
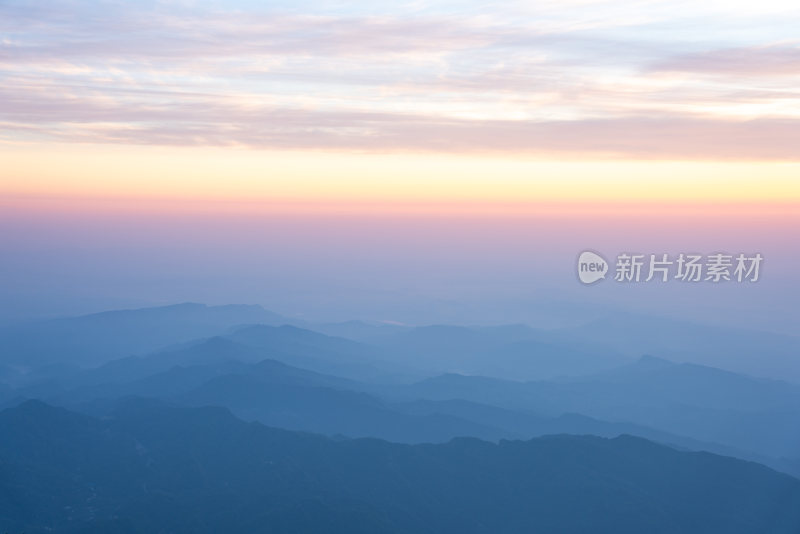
[[3, 82, 798, 159], [2, 0, 799, 158], [651, 45, 800, 77]]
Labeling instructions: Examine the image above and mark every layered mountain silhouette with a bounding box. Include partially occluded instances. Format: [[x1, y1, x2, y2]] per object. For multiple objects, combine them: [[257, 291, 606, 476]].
[[0, 303, 293, 367], [2, 399, 799, 534], [2, 302, 800, 533], [406, 355, 800, 460], [541, 313, 800, 382]]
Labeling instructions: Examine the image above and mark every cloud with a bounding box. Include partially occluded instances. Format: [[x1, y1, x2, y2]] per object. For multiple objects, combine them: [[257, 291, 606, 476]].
[[2, 80, 798, 159], [2, 1, 800, 159], [0, 11, 535, 62], [650, 45, 800, 77]]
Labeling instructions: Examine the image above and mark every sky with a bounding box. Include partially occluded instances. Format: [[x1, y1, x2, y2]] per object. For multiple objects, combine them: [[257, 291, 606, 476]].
[[1, 0, 799, 332]]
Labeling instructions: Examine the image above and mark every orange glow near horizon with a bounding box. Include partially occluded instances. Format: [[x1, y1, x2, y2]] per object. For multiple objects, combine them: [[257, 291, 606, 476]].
[[3, 144, 800, 215], [2, 195, 799, 222]]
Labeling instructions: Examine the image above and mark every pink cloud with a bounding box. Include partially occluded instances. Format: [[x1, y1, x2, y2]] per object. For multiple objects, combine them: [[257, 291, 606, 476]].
[[650, 45, 800, 77], [2, 82, 800, 160]]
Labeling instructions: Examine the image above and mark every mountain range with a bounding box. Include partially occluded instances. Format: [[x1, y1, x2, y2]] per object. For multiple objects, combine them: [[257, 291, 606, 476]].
[[2, 399, 799, 534], [2, 302, 799, 532]]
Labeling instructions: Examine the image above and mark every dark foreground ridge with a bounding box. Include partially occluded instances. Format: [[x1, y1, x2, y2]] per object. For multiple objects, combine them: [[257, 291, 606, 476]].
[[1, 399, 799, 533]]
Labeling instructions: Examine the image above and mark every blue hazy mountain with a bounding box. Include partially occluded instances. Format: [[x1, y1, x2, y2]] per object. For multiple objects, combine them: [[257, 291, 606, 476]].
[[407, 355, 800, 459], [322, 313, 800, 383], [7, 303, 795, 383], [541, 312, 800, 382], [5, 337, 798, 477], [26, 339, 362, 407], [353, 324, 630, 380], [3, 303, 799, 490], [2, 336, 503, 443], [83, 334, 368, 389], [305, 319, 411, 342], [0, 303, 294, 368], [177, 373, 506, 443], [224, 324, 416, 381], [2, 399, 799, 534], [394, 398, 800, 476]]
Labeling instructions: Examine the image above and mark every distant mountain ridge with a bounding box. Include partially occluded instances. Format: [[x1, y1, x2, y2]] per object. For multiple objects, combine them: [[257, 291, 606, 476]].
[[2, 302, 799, 482], [405, 355, 800, 459], [0, 303, 295, 367]]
